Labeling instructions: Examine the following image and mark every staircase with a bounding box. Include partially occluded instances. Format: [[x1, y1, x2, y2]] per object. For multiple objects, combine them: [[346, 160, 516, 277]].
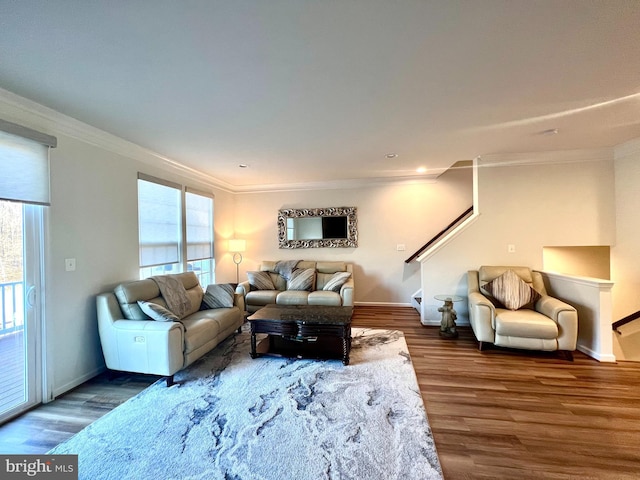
[[613, 310, 640, 362]]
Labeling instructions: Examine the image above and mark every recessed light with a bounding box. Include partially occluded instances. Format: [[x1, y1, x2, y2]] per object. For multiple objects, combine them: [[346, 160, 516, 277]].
[[238, 164, 249, 168], [385, 153, 398, 159], [416, 167, 427, 174]]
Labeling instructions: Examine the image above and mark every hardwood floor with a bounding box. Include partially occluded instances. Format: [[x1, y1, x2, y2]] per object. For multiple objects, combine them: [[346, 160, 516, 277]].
[[1, 306, 639, 479]]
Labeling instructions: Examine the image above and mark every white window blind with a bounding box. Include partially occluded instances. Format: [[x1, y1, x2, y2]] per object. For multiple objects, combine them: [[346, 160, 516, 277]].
[[0, 120, 57, 206], [185, 189, 213, 262], [138, 177, 181, 268]]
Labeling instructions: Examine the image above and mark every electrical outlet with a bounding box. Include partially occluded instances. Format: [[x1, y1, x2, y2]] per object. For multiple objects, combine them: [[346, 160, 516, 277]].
[[508, 244, 516, 253], [396, 244, 406, 251], [134, 336, 146, 343]]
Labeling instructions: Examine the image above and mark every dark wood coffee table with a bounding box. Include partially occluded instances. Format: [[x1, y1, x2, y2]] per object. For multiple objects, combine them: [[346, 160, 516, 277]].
[[247, 304, 353, 365]]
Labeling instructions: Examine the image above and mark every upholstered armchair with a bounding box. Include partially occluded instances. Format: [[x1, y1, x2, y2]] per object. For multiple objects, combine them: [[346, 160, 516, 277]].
[[467, 266, 578, 359]]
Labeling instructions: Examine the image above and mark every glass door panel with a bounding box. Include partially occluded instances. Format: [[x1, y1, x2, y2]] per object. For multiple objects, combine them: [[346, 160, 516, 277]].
[[0, 201, 42, 424]]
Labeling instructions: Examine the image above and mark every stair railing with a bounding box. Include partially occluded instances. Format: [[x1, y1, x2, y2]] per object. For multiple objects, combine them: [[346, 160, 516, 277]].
[[404, 206, 474, 263], [612, 310, 640, 334]]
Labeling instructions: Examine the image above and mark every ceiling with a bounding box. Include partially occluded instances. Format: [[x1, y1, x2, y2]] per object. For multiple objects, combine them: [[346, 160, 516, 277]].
[[1, 1, 639, 191]]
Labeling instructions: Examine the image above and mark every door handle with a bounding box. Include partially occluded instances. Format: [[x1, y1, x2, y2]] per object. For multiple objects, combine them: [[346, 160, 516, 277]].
[[26, 285, 36, 308]]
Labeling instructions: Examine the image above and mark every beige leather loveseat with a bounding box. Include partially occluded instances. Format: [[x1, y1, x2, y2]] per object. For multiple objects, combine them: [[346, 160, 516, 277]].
[[97, 272, 244, 385], [467, 266, 578, 359], [237, 260, 354, 313]]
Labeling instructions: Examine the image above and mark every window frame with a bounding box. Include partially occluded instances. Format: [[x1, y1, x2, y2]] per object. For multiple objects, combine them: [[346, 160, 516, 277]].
[[137, 173, 215, 286]]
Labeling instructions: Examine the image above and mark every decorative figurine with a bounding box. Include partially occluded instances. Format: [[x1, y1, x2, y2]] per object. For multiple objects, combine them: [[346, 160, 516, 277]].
[[438, 297, 458, 338]]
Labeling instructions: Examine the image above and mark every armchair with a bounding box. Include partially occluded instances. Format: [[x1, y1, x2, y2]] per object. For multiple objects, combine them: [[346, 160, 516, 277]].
[[467, 266, 578, 359]]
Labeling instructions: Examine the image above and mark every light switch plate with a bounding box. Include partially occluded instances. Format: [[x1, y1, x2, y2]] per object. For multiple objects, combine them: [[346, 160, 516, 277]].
[[64, 258, 76, 271]]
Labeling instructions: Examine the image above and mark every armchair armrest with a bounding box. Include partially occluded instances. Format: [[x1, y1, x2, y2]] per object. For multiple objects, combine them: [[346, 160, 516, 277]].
[[536, 295, 578, 351], [467, 291, 496, 343]]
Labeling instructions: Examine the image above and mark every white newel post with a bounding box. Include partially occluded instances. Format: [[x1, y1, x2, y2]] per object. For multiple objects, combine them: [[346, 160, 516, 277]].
[[538, 271, 615, 362]]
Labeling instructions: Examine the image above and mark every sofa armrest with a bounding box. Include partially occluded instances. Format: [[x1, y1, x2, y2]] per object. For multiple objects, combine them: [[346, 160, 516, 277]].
[[237, 281, 250, 297], [340, 278, 354, 306], [97, 293, 185, 376], [234, 291, 246, 313], [536, 295, 578, 351]]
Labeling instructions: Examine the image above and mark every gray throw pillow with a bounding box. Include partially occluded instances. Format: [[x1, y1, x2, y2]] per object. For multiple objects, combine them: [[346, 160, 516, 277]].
[[287, 268, 316, 291], [323, 272, 351, 292], [203, 283, 235, 309], [247, 271, 276, 290], [137, 300, 180, 322]]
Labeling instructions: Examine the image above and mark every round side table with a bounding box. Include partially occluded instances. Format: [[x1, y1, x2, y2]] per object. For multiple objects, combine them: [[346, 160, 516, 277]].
[[434, 295, 463, 338]]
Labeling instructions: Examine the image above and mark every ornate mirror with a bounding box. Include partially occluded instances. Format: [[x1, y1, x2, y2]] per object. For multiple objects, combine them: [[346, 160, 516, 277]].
[[277, 206, 358, 248]]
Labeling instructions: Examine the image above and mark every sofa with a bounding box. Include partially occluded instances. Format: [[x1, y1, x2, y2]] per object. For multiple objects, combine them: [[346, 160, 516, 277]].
[[467, 266, 578, 359], [237, 260, 354, 313], [97, 272, 244, 385]]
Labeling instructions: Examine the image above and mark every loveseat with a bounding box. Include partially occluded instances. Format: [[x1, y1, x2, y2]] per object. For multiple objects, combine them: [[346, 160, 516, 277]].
[[237, 260, 354, 313], [97, 272, 244, 385], [467, 266, 578, 359]]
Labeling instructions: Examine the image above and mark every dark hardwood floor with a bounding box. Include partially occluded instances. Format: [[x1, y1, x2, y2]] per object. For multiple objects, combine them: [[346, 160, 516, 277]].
[[1, 305, 639, 479]]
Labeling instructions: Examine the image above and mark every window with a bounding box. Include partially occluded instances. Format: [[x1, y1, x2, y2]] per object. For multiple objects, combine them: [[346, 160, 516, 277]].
[[138, 174, 215, 286]]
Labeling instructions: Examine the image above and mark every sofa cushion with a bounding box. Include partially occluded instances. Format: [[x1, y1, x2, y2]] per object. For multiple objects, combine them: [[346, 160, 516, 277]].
[[287, 268, 316, 291], [483, 269, 540, 310], [245, 290, 279, 307], [247, 271, 276, 290], [202, 283, 235, 308], [322, 272, 352, 292], [308, 290, 342, 306], [137, 300, 180, 322], [276, 290, 309, 305]]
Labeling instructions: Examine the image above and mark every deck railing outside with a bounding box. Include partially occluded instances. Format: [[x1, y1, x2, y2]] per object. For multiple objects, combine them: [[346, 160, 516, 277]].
[[1, 281, 24, 337]]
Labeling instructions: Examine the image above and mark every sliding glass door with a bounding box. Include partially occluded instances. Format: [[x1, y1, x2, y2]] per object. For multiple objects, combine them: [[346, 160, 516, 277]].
[[0, 200, 43, 424]]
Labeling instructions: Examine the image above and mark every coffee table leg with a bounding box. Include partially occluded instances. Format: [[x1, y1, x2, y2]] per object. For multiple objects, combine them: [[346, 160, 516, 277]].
[[250, 325, 257, 359], [342, 327, 350, 365]]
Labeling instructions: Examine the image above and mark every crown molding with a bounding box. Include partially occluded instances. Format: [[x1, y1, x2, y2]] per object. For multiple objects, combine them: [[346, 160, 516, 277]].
[[233, 173, 441, 194], [0, 87, 237, 193], [478, 148, 613, 168], [614, 136, 640, 160]]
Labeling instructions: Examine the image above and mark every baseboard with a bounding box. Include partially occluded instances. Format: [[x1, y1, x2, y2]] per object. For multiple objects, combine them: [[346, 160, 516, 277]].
[[354, 302, 413, 307], [577, 345, 617, 363], [420, 319, 471, 327], [52, 366, 106, 400]]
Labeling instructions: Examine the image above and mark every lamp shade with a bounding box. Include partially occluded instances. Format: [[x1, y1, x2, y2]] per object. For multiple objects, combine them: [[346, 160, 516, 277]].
[[228, 239, 246, 253]]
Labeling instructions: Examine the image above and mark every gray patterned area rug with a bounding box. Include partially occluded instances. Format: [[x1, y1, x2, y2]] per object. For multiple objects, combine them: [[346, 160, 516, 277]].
[[50, 328, 443, 480]]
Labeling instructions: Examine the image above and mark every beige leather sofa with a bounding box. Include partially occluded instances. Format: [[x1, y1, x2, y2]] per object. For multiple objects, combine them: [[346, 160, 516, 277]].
[[237, 260, 354, 313], [467, 266, 578, 359], [97, 272, 244, 385]]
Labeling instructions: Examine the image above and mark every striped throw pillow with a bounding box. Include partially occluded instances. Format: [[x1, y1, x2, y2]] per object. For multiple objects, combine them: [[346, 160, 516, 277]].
[[202, 283, 235, 309], [247, 271, 276, 290], [137, 300, 180, 322], [483, 269, 540, 310], [323, 271, 351, 292], [287, 268, 316, 291]]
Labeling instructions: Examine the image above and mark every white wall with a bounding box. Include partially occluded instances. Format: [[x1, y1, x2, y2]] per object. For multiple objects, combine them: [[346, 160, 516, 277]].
[[234, 165, 473, 304], [421, 151, 616, 324], [612, 138, 640, 321], [0, 93, 238, 399]]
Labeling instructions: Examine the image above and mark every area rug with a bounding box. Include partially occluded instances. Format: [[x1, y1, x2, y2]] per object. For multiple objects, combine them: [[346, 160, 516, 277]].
[[49, 327, 443, 480]]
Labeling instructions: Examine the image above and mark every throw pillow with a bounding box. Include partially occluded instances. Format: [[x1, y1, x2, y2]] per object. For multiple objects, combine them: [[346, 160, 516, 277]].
[[323, 271, 352, 292], [202, 283, 235, 309], [287, 268, 316, 291], [247, 271, 276, 291], [137, 300, 180, 322], [482, 269, 541, 311]]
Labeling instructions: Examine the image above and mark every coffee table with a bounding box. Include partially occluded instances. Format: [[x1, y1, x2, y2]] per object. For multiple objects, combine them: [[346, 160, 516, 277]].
[[247, 304, 353, 365]]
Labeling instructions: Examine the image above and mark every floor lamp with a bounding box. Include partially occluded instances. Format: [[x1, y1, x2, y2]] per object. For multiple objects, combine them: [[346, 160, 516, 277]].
[[228, 239, 246, 284]]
